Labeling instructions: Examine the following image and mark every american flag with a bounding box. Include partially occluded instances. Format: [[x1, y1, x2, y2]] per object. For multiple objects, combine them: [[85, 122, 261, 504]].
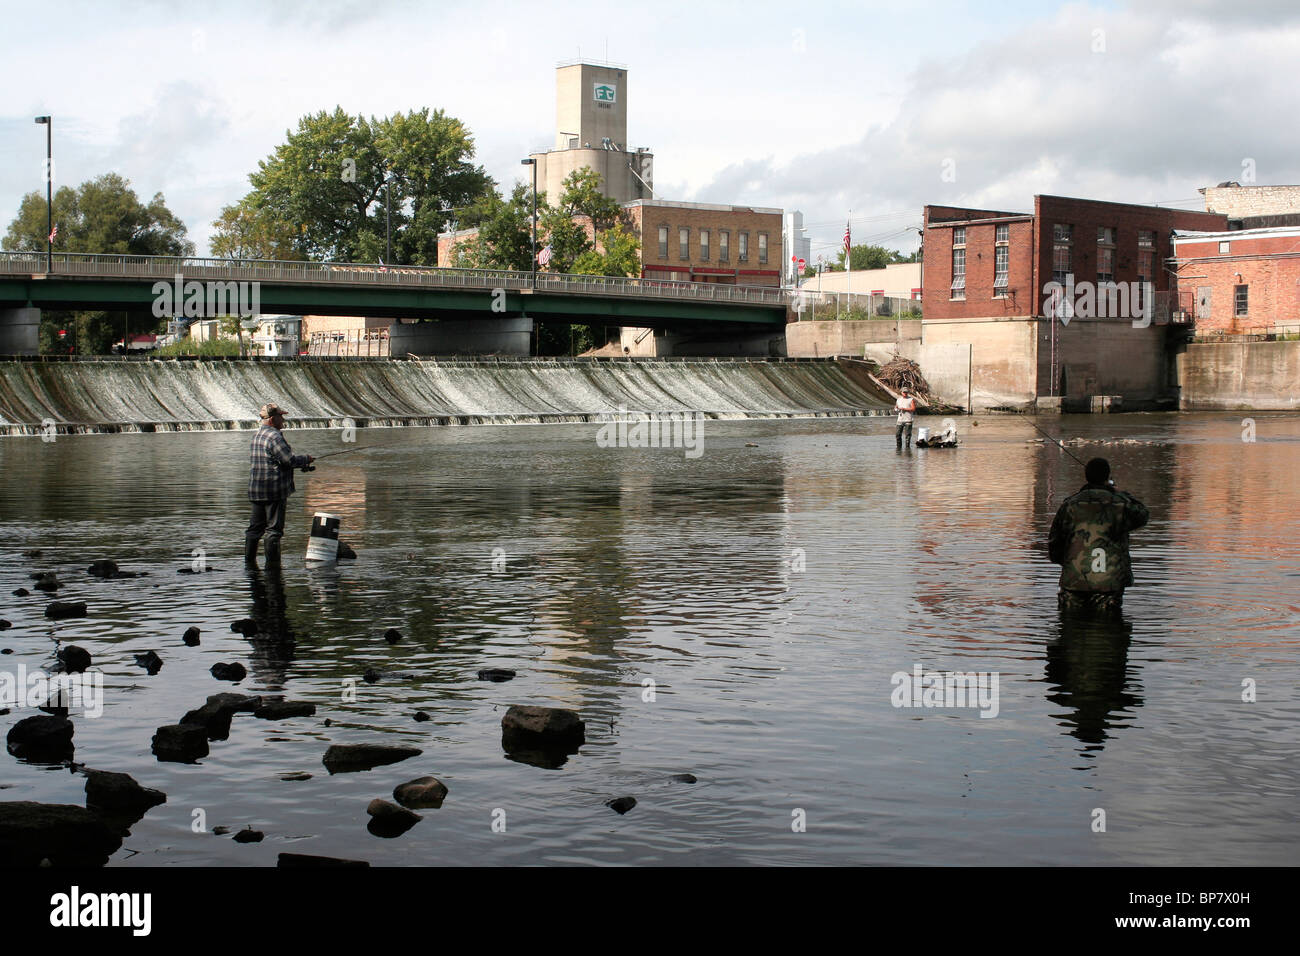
[[49, 224, 58, 244], [537, 244, 553, 267], [843, 220, 851, 255]]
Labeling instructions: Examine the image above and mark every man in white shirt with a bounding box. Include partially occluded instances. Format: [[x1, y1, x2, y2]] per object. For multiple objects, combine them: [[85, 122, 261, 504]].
[[895, 387, 917, 448]]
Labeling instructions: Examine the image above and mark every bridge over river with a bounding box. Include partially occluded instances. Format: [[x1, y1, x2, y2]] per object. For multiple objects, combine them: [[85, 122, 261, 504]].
[[0, 252, 789, 355]]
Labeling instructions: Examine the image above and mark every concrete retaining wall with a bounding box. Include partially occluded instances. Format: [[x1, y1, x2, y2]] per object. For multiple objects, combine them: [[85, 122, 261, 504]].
[[389, 318, 533, 357], [785, 319, 921, 358], [1179, 341, 1300, 410], [0, 308, 40, 355]]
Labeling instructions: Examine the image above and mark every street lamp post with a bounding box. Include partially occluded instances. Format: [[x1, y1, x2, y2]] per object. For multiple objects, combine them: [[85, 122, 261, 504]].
[[34, 116, 51, 274], [384, 169, 392, 265], [520, 158, 537, 289]]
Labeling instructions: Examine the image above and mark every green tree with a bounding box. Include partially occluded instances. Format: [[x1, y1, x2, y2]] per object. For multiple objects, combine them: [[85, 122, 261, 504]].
[[550, 168, 624, 232], [3, 173, 193, 354], [211, 107, 493, 264], [209, 197, 298, 260], [831, 244, 909, 271], [571, 222, 640, 277]]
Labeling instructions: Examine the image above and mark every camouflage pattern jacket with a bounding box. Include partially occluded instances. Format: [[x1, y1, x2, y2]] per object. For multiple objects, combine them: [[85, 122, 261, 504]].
[[1048, 484, 1149, 592]]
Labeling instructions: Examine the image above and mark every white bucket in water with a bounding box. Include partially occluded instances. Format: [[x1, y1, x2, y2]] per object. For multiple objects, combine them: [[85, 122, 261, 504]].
[[305, 512, 341, 563], [917, 427, 930, 442]]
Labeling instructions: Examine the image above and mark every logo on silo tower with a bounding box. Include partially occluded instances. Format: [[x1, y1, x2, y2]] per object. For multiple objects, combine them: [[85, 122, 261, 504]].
[[593, 83, 617, 103]]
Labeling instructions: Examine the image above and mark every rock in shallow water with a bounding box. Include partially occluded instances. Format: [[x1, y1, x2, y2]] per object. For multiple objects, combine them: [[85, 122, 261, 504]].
[[383, 628, 402, 644], [83, 769, 166, 812], [253, 700, 316, 720], [151, 724, 208, 763], [606, 796, 637, 815], [11, 588, 28, 597], [232, 828, 264, 843], [393, 776, 448, 809], [0, 801, 122, 867], [182, 627, 201, 646], [7, 715, 75, 761], [670, 773, 698, 784], [477, 668, 517, 682], [133, 651, 163, 674], [366, 799, 420, 837], [210, 662, 247, 682], [229, 618, 259, 636], [87, 560, 118, 578], [57, 645, 92, 673], [45, 601, 86, 620], [322, 743, 421, 774], [501, 705, 585, 749]]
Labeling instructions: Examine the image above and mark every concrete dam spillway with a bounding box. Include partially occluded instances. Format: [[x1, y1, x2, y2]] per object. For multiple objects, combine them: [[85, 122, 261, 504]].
[[0, 358, 892, 435]]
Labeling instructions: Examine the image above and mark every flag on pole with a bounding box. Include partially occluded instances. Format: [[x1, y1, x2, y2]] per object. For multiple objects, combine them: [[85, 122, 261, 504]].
[[49, 224, 58, 244], [537, 244, 553, 267], [843, 220, 851, 256]]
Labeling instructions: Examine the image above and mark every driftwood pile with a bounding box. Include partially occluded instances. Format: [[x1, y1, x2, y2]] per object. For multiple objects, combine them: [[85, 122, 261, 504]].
[[876, 356, 933, 398]]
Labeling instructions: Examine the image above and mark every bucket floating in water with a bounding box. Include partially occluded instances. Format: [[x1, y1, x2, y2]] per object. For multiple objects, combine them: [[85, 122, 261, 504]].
[[306, 512, 341, 563], [917, 427, 930, 442]]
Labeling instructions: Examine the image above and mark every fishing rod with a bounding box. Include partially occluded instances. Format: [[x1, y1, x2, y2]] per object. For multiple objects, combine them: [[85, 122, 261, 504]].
[[298, 444, 372, 471]]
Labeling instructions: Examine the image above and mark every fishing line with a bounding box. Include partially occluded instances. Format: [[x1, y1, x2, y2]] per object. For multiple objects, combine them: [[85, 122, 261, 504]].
[[1024, 417, 1088, 467]]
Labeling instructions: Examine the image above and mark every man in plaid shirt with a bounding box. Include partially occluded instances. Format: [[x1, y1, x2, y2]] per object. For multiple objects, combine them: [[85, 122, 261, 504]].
[[245, 402, 314, 566]]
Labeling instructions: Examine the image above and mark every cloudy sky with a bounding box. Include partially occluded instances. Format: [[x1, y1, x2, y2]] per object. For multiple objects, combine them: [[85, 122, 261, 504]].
[[2, 0, 1297, 262]]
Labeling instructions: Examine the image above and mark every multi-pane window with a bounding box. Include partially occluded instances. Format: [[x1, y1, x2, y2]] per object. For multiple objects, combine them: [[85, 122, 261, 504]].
[[1138, 229, 1155, 248], [951, 227, 967, 299], [700, 229, 710, 261], [994, 224, 1009, 295], [1137, 250, 1154, 311], [719, 230, 730, 262], [758, 232, 768, 264], [679, 227, 690, 260], [1097, 226, 1115, 282], [1052, 223, 1072, 284], [1235, 284, 1248, 316], [658, 226, 668, 259], [1219, 241, 1231, 254], [738, 232, 749, 262]]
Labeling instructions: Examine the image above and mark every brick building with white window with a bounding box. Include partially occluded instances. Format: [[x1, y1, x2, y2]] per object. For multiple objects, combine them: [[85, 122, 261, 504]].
[[1169, 227, 1300, 334], [624, 199, 783, 286], [913, 196, 1227, 409]]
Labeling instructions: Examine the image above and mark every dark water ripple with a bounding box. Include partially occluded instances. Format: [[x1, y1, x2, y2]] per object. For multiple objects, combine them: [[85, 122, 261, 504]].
[[0, 413, 1297, 865]]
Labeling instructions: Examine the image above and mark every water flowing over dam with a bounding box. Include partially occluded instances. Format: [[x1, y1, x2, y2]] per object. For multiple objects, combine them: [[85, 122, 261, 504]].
[[0, 358, 891, 435]]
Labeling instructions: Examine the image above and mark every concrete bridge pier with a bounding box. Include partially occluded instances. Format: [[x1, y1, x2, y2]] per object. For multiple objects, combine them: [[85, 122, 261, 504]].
[[0, 307, 40, 355], [389, 317, 533, 357]]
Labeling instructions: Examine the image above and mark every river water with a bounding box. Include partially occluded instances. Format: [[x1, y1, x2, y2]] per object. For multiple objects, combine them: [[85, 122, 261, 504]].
[[1, 412, 1297, 866]]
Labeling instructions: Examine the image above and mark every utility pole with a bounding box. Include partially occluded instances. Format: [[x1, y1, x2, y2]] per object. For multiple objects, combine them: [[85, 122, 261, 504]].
[[520, 158, 537, 290]]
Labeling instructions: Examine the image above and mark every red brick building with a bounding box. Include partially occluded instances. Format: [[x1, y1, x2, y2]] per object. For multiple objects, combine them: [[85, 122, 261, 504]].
[[923, 196, 1227, 320], [1170, 226, 1300, 333]]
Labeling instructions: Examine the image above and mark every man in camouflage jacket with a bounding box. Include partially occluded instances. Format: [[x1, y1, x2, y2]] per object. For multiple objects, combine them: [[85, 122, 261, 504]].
[[1048, 458, 1148, 613], [245, 402, 314, 567]]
